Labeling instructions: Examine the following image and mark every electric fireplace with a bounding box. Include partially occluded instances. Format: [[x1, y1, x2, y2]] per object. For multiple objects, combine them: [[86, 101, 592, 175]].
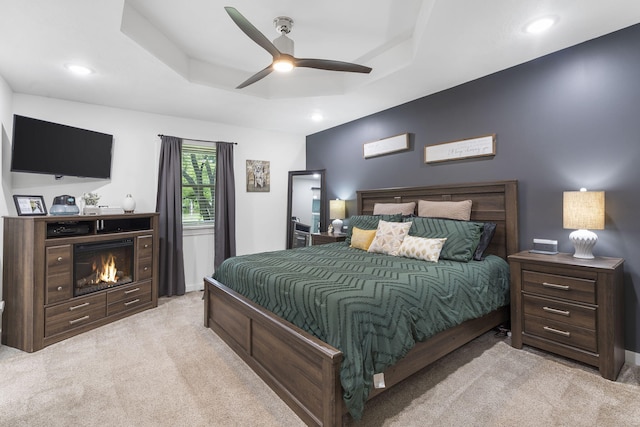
[[74, 238, 134, 297]]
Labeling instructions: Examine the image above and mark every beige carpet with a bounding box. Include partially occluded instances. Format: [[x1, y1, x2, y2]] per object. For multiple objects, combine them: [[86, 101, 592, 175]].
[[1, 291, 639, 426]]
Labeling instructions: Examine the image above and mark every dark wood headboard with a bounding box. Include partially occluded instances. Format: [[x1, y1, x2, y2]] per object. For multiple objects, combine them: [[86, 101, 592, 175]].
[[356, 180, 519, 260]]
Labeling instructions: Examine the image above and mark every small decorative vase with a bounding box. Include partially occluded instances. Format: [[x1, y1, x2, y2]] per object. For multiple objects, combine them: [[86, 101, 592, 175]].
[[122, 194, 136, 213]]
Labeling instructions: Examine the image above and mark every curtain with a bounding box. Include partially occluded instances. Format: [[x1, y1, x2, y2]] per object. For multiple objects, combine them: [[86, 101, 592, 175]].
[[214, 142, 236, 269], [156, 136, 186, 296]]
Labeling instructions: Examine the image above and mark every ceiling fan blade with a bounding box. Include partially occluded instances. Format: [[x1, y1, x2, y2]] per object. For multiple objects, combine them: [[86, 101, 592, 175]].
[[236, 65, 273, 89], [294, 58, 372, 74], [224, 7, 280, 58]]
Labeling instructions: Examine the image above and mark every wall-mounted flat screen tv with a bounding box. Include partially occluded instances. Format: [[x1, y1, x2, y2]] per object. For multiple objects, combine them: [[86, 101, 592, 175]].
[[11, 115, 113, 179]]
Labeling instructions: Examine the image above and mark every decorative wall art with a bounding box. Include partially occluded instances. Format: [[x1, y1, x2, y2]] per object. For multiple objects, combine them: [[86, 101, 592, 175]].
[[425, 134, 496, 164], [363, 133, 409, 159], [246, 159, 270, 192], [13, 195, 47, 216]]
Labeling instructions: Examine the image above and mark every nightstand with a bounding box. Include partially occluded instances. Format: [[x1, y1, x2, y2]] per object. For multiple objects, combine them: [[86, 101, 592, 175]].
[[508, 251, 624, 380], [311, 232, 346, 246]]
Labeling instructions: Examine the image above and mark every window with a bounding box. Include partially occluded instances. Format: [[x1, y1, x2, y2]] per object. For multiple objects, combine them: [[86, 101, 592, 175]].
[[182, 144, 216, 225]]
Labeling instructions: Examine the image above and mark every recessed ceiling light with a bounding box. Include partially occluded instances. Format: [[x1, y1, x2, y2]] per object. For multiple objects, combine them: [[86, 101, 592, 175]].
[[525, 17, 556, 34], [65, 63, 94, 76], [311, 113, 323, 122]]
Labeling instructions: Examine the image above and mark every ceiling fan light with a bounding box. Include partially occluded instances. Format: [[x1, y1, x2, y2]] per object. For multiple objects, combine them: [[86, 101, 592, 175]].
[[273, 59, 294, 72]]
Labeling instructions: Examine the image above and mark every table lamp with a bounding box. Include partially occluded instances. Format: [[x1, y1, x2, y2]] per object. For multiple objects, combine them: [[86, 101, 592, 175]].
[[329, 199, 346, 234], [563, 188, 605, 259]]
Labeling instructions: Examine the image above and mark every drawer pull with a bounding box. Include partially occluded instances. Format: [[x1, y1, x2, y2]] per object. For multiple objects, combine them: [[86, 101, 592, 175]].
[[143, 267, 149, 271], [69, 302, 90, 311], [543, 306, 570, 316], [542, 282, 570, 291], [144, 244, 149, 248], [124, 287, 140, 294], [543, 326, 571, 337], [57, 256, 63, 262], [57, 286, 63, 291], [124, 299, 140, 306], [69, 315, 90, 325]]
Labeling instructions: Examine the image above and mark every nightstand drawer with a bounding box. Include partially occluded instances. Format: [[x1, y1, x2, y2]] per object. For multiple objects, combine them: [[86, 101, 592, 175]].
[[524, 314, 597, 353], [523, 294, 596, 329], [522, 270, 595, 304]]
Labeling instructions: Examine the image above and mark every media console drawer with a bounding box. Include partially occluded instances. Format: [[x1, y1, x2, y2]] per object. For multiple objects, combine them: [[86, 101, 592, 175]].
[[107, 281, 152, 316], [45, 293, 106, 337]]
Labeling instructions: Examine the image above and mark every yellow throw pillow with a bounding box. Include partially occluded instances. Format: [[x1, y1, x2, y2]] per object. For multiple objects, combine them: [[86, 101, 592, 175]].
[[397, 236, 447, 262], [350, 227, 377, 251]]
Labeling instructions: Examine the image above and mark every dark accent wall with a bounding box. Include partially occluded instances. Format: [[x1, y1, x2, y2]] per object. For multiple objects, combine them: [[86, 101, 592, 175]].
[[307, 24, 640, 353]]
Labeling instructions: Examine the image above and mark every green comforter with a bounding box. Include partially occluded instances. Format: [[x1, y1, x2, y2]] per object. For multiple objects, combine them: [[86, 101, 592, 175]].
[[212, 242, 510, 419]]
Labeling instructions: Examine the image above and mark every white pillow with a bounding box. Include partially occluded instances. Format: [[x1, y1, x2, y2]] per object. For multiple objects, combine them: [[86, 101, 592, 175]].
[[397, 236, 447, 262], [367, 220, 412, 256]]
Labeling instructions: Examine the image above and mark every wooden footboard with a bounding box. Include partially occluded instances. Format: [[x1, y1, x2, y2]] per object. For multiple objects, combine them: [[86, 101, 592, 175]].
[[205, 276, 508, 426], [204, 276, 344, 426]]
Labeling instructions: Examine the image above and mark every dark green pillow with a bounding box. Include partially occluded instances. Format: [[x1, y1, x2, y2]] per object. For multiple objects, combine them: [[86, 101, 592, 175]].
[[345, 214, 402, 244], [405, 217, 483, 262]]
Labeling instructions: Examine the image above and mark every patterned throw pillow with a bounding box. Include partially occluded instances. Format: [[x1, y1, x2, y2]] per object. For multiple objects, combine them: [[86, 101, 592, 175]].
[[397, 236, 447, 262], [368, 220, 413, 256], [345, 214, 402, 244], [350, 227, 377, 251], [406, 217, 483, 262]]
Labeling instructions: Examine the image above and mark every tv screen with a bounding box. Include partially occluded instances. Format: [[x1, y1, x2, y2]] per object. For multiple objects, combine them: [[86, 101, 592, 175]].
[[11, 115, 113, 179]]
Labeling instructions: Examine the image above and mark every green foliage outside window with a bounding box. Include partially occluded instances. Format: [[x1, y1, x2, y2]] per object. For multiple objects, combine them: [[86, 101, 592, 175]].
[[182, 144, 216, 224]]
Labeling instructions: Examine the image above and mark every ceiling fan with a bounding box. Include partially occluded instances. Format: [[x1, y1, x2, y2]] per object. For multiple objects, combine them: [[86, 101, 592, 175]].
[[224, 6, 372, 89]]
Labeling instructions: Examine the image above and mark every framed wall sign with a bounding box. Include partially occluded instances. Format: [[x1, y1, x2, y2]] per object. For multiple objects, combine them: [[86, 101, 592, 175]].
[[425, 134, 496, 164], [13, 195, 47, 216], [363, 133, 409, 159]]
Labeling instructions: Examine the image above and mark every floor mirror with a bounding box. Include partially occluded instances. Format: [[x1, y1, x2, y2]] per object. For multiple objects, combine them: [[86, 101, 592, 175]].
[[286, 170, 326, 249]]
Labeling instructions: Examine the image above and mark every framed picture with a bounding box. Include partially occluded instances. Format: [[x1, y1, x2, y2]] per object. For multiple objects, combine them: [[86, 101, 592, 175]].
[[425, 134, 496, 164], [363, 133, 409, 159], [13, 195, 48, 216], [246, 160, 270, 192]]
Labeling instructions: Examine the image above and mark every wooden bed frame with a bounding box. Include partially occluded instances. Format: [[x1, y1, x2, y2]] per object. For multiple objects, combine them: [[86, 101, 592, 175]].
[[204, 180, 518, 426]]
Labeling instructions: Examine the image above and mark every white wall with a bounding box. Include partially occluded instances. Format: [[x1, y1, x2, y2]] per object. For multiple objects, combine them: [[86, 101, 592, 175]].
[[0, 74, 13, 333], [4, 94, 306, 293]]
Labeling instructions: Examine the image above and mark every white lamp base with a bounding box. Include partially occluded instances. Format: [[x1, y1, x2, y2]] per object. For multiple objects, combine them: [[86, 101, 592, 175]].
[[332, 218, 344, 234], [569, 229, 598, 259]]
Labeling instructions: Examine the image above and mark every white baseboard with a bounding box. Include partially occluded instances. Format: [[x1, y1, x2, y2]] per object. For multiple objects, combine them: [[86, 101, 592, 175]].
[[625, 349, 640, 366], [185, 282, 204, 293]]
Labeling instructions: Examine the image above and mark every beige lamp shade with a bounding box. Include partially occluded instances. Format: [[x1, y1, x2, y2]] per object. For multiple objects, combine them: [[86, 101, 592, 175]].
[[329, 199, 346, 234], [329, 199, 346, 219], [563, 190, 605, 230]]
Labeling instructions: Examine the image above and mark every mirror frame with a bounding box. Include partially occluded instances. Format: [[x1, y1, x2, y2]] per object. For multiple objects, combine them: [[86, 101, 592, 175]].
[[286, 169, 327, 249]]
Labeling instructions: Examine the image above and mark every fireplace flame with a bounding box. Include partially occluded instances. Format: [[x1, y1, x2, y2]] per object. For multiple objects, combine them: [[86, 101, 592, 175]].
[[95, 254, 119, 283]]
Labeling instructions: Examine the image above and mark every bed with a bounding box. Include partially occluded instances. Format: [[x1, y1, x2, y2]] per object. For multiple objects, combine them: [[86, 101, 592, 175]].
[[204, 180, 518, 426]]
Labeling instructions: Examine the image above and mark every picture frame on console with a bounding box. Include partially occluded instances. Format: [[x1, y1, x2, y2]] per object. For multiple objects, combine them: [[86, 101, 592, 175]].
[[13, 195, 47, 216]]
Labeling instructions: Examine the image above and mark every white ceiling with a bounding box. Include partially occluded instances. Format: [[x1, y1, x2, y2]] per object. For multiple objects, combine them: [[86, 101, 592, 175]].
[[1, 0, 640, 136]]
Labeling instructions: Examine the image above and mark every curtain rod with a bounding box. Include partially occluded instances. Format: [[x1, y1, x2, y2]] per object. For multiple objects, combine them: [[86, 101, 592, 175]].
[[157, 134, 237, 145]]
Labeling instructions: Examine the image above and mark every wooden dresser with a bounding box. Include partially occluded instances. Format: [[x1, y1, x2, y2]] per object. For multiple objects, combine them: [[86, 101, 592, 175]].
[[509, 251, 624, 380], [1, 213, 159, 352]]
